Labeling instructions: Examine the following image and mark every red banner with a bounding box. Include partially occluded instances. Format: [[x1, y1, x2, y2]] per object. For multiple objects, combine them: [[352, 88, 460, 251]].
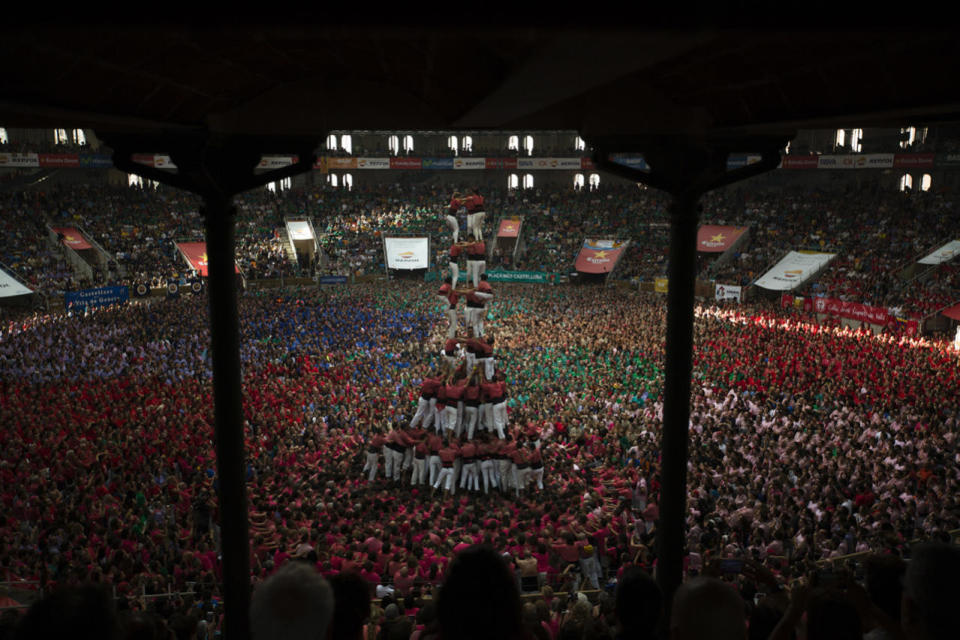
[[893, 153, 935, 169], [38, 153, 80, 168], [575, 239, 627, 274], [781, 155, 819, 169], [485, 158, 518, 169], [697, 226, 747, 252], [177, 242, 210, 276], [390, 157, 422, 170], [812, 297, 890, 325], [780, 294, 794, 309], [51, 227, 92, 250], [498, 218, 521, 238]]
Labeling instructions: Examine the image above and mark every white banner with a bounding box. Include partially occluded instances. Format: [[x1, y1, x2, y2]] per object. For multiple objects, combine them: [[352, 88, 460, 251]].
[[0, 152, 39, 168], [385, 237, 429, 270], [286, 221, 313, 241], [0, 269, 34, 297], [357, 157, 390, 169], [453, 157, 486, 170], [755, 251, 835, 291], [556, 158, 583, 169], [864, 153, 895, 168], [259, 156, 296, 169], [918, 240, 960, 265], [715, 283, 742, 302]]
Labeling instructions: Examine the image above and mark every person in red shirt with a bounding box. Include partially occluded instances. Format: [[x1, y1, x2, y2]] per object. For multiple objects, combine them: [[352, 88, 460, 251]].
[[480, 376, 502, 439], [462, 369, 482, 440], [465, 240, 487, 287], [463, 188, 485, 241], [459, 439, 480, 493], [478, 335, 496, 380], [426, 430, 443, 487], [528, 441, 544, 491], [448, 241, 464, 288], [445, 192, 462, 244], [441, 337, 460, 370], [433, 437, 460, 495], [410, 370, 441, 431], [364, 428, 385, 482], [444, 371, 468, 438], [478, 433, 499, 495], [499, 435, 517, 494], [437, 278, 459, 339], [411, 434, 429, 486]]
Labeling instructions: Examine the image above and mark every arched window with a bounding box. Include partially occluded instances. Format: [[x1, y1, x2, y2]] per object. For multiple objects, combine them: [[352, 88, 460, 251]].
[[899, 173, 912, 192], [329, 173, 339, 188], [523, 135, 534, 156], [573, 173, 585, 190], [850, 128, 862, 153], [403, 135, 414, 153], [900, 127, 915, 149], [574, 136, 586, 151], [507, 135, 519, 151], [72, 129, 87, 146], [340, 135, 353, 155], [128, 173, 143, 188], [54, 129, 68, 145], [461, 136, 473, 152], [388, 135, 399, 155], [522, 173, 534, 189], [326, 134, 338, 150], [0, 128, 7, 144], [448, 135, 458, 155], [835, 129, 845, 149], [921, 173, 932, 192], [343, 173, 354, 190], [589, 173, 600, 190], [784, 141, 791, 155], [507, 174, 519, 189]]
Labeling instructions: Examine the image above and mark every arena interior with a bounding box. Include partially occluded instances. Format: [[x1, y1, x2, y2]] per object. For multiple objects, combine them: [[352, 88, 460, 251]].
[[2, 21, 960, 640]]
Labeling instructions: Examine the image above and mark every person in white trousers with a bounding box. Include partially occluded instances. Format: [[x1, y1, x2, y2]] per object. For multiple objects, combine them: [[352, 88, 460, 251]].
[[437, 278, 459, 339], [445, 192, 462, 244]]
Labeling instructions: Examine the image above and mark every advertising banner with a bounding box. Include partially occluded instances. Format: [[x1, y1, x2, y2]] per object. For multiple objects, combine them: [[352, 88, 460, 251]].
[[580, 157, 595, 170], [319, 275, 348, 285], [453, 157, 486, 170], [937, 153, 960, 167], [385, 237, 429, 270], [485, 158, 518, 170], [154, 155, 176, 169], [611, 155, 649, 171], [780, 294, 794, 309], [79, 154, 114, 168], [422, 158, 454, 170], [654, 278, 669, 293], [176, 242, 242, 276], [485, 270, 554, 283], [390, 157, 422, 170], [575, 239, 627, 274], [781, 155, 820, 169], [812, 297, 890, 325], [258, 156, 296, 169], [497, 218, 522, 238], [356, 157, 390, 169], [38, 153, 80, 168], [893, 153, 935, 169], [326, 157, 358, 170], [556, 158, 583, 169], [715, 284, 742, 302], [0, 268, 33, 297], [287, 221, 313, 241], [0, 152, 39, 168], [132, 153, 156, 167], [917, 240, 960, 265], [51, 227, 92, 251], [697, 226, 747, 252], [863, 153, 895, 168], [65, 286, 129, 310], [754, 251, 835, 290]]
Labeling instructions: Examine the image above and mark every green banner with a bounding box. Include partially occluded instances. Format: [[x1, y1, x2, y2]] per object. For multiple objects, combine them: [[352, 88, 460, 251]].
[[485, 270, 557, 283]]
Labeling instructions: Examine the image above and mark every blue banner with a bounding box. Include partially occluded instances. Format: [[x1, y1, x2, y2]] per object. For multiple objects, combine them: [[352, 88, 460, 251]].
[[611, 155, 649, 171], [65, 286, 129, 310], [422, 158, 454, 170], [78, 154, 114, 169], [319, 275, 348, 285]]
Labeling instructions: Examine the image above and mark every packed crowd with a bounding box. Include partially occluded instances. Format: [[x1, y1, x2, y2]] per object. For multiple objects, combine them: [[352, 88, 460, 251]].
[[3, 181, 958, 319], [1, 280, 959, 637]]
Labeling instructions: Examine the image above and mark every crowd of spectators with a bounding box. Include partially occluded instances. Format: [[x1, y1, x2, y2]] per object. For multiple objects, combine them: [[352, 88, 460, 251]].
[[1, 280, 958, 638]]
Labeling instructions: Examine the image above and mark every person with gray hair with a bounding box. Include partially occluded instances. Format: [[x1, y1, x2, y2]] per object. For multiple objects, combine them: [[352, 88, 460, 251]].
[[670, 577, 746, 640], [250, 560, 335, 640], [902, 542, 960, 640]]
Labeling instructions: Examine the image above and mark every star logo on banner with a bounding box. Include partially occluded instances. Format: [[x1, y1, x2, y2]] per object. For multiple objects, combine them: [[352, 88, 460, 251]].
[[199, 252, 209, 265], [593, 250, 608, 259], [710, 233, 726, 243]]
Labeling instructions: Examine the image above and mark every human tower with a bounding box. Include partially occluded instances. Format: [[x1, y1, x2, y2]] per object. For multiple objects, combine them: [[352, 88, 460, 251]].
[[362, 189, 544, 496]]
